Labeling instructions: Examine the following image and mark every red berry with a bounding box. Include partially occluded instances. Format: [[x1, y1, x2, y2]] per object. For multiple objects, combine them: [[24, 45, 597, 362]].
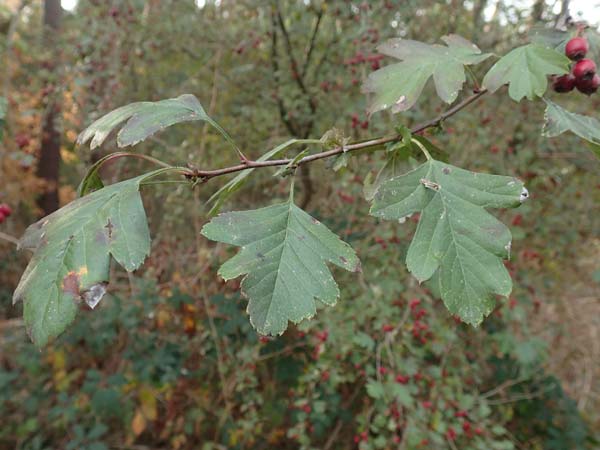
[[409, 298, 421, 309], [565, 37, 589, 61], [302, 404, 311, 414], [511, 214, 523, 226], [316, 330, 329, 342], [455, 410, 468, 418], [14, 134, 30, 148], [395, 374, 409, 384], [575, 74, 600, 95], [421, 400, 432, 409], [382, 324, 394, 333], [552, 74, 576, 93], [474, 427, 484, 435], [0, 211, 5, 224], [572, 59, 597, 79], [0, 204, 11, 217], [446, 427, 457, 440]]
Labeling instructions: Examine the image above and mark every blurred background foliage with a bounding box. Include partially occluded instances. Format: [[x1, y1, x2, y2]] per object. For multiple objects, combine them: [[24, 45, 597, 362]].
[[0, 0, 599, 449]]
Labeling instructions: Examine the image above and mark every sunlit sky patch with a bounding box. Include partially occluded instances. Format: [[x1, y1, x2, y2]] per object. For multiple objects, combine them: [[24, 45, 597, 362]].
[[60, 0, 600, 26]]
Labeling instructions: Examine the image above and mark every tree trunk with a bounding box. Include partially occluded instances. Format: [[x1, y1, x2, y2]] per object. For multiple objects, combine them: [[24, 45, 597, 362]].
[[472, 0, 488, 41], [530, 0, 545, 24], [37, 0, 62, 215]]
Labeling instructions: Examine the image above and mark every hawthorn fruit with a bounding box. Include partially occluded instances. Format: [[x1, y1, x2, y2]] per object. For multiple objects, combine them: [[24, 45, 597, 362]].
[[565, 37, 589, 61], [572, 58, 596, 80], [575, 73, 600, 95], [552, 74, 575, 93]]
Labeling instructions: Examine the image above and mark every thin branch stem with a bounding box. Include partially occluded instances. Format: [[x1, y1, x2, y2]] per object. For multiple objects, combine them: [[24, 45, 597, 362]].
[[0, 231, 19, 246], [301, 8, 324, 79], [187, 89, 487, 181]]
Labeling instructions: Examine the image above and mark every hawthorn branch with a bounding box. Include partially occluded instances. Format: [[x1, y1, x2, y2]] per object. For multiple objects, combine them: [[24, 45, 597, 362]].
[[276, 6, 310, 100], [186, 89, 488, 180], [270, 6, 298, 136], [301, 8, 324, 79]]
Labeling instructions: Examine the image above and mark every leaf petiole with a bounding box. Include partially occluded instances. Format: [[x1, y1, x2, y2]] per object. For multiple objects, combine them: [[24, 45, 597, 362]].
[[411, 138, 432, 160]]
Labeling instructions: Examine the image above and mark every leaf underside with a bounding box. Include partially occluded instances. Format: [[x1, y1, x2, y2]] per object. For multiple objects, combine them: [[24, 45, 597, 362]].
[[363, 34, 491, 115], [14, 173, 157, 347], [482, 43, 570, 102], [76, 94, 231, 149], [370, 159, 525, 325], [201, 201, 361, 335], [542, 99, 600, 158]]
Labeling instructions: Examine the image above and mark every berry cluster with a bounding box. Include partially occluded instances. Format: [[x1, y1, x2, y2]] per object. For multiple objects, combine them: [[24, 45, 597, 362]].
[[553, 36, 599, 95], [0, 204, 12, 224]]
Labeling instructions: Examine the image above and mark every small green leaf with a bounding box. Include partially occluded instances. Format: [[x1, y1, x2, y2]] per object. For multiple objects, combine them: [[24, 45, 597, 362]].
[[363, 143, 411, 201], [370, 159, 526, 326], [77, 94, 235, 149], [528, 26, 571, 51], [13, 170, 165, 347], [366, 380, 385, 399], [273, 149, 308, 177], [542, 99, 600, 158], [201, 200, 360, 335], [398, 125, 413, 153], [77, 171, 105, 198], [363, 34, 490, 115], [363, 136, 447, 201], [77, 155, 110, 197], [482, 44, 570, 102], [320, 127, 348, 149]]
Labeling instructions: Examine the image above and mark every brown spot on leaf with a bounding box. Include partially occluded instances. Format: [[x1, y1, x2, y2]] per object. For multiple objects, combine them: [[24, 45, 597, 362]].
[[105, 219, 114, 240], [442, 167, 451, 174], [62, 271, 81, 298], [340, 256, 348, 264]]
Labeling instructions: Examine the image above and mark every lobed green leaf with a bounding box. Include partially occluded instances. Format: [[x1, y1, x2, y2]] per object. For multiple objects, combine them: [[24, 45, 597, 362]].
[[77, 94, 236, 149], [482, 44, 569, 102], [370, 159, 527, 326], [363, 34, 490, 115], [13, 171, 165, 347], [542, 99, 600, 158], [202, 200, 361, 335]]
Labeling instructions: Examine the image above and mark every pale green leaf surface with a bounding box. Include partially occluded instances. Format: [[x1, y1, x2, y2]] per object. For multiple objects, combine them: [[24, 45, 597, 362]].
[[482, 44, 569, 102], [201, 201, 360, 335], [14, 172, 158, 347], [363, 34, 490, 114], [363, 136, 448, 201], [370, 160, 525, 325], [77, 94, 234, 149], [542, 99, 600, 158]]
